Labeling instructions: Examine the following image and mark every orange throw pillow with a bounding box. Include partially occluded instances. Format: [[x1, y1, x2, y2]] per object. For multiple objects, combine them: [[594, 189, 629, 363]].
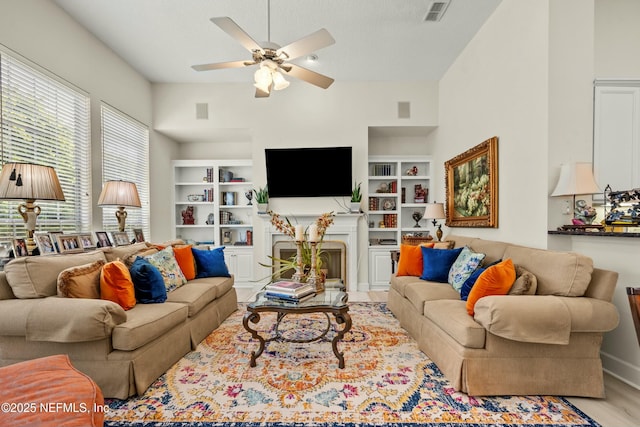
[[466, 258, 516, 315], [397, 243, 434, 276], [100, 260, 136, 310], [173, 245, 196, 280]]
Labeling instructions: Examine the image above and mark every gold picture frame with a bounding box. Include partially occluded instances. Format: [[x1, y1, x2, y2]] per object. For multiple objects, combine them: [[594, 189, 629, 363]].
[[445, 136, 498, 228]]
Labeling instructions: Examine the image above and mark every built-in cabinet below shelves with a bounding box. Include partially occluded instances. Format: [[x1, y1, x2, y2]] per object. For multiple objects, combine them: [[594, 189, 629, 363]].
[[367, 155, 433, 289], [172, 159, 254, 286]]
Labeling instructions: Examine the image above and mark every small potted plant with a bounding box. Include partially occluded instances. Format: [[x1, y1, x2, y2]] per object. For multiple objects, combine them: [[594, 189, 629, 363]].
[[350, 181, 362, 213], [253, 185, 269, 214]]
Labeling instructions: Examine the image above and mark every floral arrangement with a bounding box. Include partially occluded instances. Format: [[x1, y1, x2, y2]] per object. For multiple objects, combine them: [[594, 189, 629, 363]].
[[262, 210, 335, 283]]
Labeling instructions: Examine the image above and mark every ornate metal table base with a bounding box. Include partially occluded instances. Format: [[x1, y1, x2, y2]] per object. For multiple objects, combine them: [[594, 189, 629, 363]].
[[242, 305, 352, 368]]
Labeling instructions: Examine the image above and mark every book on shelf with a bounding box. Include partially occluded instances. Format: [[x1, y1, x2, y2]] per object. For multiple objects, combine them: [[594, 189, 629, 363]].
[[265, 280, 314, 296]]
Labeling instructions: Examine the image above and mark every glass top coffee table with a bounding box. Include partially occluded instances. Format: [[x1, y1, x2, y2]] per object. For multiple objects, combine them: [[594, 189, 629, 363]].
[[243, 290, 351, 368]]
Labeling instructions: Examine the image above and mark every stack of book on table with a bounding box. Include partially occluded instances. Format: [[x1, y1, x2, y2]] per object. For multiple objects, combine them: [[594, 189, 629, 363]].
[[264, 281, 315, 303]]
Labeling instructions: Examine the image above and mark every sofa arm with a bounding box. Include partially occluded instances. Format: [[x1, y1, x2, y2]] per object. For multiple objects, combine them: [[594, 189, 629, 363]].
[[557, 296, 619, 332], [26, 297, 126, 343], [474, 295, 571, 344]]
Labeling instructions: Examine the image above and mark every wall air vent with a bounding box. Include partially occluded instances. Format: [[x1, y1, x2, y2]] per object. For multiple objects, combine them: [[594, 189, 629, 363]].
[[424, 0, 451, 22]]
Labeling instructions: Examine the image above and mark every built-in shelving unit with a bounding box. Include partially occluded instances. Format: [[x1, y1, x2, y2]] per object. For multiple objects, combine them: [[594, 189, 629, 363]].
[[172, 159, 254, 286]]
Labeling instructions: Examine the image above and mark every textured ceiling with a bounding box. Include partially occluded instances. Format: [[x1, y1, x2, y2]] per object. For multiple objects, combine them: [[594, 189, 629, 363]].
[[53, 0, 501, 84]]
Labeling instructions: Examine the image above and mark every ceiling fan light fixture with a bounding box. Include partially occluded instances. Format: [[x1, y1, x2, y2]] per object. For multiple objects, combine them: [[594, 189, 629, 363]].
[[272, 71, 290, 91], [254, 66, 272, 90]]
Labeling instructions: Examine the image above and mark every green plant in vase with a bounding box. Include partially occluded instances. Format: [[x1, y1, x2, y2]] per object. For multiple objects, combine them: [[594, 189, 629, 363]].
[[350, 181, 362, 213], [253, 185, 269, 213]]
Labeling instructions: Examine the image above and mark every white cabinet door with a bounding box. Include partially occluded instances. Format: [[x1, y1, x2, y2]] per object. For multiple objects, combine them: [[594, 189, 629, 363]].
[[368, 248, 396, 290], [225, 248, 254, 287]]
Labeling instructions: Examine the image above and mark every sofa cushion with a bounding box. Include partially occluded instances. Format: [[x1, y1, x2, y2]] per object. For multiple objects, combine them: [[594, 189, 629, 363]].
[[145, 246, 187, 292], [4, 251, 107, 299], [503, 245, 593, 296], [466, 258, 515, 315], [173, 245, 196, 280], [26, 297, 126, 342], [129, 257, 167, 303], [423, 299, 486, 348], [404, 281, 460, 313], [420, 246, 463, 282], [509, 265, 537, 295], [448, 246, 485, 292], [397, 243, 433, 276], [473, 295, 571, 344], [467, 239, 509, 266], [57, 260, 105, 299], [100, 261, 136, 310], [193, 247, 231, 278], [112, 302, 188, 351], [166, 277, 233, 317], [390, 275, 424, 298], [101, 242, 151, 264]]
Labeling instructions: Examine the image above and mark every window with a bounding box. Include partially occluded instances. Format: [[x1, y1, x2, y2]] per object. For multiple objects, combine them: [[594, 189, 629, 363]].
[[101, 104, 150, 238], [0, 50, 91, 243]]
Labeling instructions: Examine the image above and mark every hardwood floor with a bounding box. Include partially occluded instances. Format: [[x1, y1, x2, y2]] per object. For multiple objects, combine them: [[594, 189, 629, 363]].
[[235, 288, 640, 426]]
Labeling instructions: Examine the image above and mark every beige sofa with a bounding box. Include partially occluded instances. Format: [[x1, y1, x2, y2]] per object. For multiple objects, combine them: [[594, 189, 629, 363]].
[[0, 243, 237, 399], [388, 235, 620, 397]]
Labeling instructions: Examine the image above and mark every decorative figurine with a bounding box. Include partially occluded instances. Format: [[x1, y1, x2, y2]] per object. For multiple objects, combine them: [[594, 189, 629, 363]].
[[412, 210, 424, 228], [245, 191, 253, 205], [414, 184, 427, 203], [182, 206, 195, 225], [406, 166, 418, 176]]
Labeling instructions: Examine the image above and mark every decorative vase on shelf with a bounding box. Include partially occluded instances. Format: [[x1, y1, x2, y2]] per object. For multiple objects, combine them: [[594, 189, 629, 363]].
[[257, 203, 269, 214]]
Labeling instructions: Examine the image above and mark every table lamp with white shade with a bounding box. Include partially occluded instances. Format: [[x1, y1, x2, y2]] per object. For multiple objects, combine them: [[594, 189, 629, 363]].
[[97, 180, 141, 232], [551, 162, 601, 223], [424, 202, 446, 242], [0, 163, 66, 253]]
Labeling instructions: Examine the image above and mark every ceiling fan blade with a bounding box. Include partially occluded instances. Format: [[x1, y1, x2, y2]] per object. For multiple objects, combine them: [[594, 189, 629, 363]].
[[191, 60, 253, 71], [276, 28, 335, 60], [210, 17, 262, 52], [285, 64, 334, 89]]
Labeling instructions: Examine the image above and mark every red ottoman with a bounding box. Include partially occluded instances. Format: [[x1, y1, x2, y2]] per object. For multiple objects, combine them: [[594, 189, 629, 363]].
[[0, 354, 105, 427]]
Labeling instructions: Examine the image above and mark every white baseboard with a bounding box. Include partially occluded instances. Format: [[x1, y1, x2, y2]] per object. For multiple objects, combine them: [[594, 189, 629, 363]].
[[601, 350, 640, 390]]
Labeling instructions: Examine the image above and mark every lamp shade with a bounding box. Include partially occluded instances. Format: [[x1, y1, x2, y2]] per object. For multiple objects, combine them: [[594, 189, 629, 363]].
[[551, 162, 601, 197], [424, 202, 445, 219], [97, 180, 141, 208], [0, 163, 65, 201]]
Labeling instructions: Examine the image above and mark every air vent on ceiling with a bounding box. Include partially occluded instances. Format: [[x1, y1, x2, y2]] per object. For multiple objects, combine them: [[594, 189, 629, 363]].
[[424, 0, 451, 22]]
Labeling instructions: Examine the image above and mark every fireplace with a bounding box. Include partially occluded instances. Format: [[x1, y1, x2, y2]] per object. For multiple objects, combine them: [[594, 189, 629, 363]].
[[273, 240, 347, 285], [261, 213, 361, 290]]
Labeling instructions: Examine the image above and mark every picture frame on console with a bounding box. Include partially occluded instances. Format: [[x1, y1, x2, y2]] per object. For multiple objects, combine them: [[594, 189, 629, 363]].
[[133, 228, 145, 243], [56, 234, 83, 254], [11, 238, 28, 257], [95, 231, 112, 248], [445, 136, 498, 228], [78, 233, 96, 250], [112, 231, 130, 246], [34, 232, 57, 255]]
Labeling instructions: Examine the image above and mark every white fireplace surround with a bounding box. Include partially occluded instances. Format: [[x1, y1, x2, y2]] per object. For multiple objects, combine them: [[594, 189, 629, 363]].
[[260, 213, 361, 290]]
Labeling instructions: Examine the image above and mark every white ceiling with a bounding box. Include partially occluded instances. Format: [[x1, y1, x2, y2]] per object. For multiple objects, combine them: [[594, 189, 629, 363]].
[[53, 0, 501, 84]]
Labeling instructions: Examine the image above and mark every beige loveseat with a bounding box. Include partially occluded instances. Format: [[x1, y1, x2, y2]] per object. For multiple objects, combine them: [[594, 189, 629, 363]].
[[0, 243, 237, 399], [388, 235, 619, 398]]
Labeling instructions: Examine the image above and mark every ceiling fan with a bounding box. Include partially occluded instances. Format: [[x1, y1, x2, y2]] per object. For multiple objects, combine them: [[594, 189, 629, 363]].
[[191, 1, 335, 98]]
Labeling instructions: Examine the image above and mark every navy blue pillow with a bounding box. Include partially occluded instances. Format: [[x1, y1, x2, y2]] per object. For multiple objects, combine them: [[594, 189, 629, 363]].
[[420, 246, 464, 282], [130, 257, 167, 303], [459, 259, 502, 301], [192, 246, 231, 278]]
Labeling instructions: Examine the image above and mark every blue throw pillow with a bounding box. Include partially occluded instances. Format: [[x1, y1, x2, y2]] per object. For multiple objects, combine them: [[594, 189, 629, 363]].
[[460, 267, 486, 301], [420, 246, 463, 283], [192, 246, 231, 278], [130, 257, 167, 303]]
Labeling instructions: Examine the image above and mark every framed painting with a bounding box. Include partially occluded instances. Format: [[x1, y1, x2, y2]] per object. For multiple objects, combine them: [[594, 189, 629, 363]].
[[445, 136, 498, 228]]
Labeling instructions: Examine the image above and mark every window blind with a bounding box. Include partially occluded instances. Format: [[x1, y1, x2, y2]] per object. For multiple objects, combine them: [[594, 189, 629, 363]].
[[101, 104, 150, 239], [0, 52, 91, 243]]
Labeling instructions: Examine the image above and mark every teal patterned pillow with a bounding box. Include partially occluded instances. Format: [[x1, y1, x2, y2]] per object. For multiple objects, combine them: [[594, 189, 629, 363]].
[[144, 246, 187, 292], [448, 246, 486, 292]]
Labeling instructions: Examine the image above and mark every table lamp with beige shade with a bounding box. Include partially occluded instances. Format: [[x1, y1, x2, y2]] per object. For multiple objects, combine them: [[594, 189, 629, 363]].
[[424, 202, 446, 242], [97, 180, 141, 232], [551, 162, 601, 224], [0, 163, 66, 254]]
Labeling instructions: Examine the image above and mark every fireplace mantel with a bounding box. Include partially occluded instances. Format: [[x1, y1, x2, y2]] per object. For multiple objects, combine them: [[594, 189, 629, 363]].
[[259, 213, 361, 290]]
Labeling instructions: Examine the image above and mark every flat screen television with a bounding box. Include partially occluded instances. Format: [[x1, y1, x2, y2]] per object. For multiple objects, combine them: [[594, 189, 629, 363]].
[[265, 147, 352, 198]]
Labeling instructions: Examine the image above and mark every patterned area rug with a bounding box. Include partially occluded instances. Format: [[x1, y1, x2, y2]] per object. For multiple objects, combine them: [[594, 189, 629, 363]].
[[104, 303, 599, 427]]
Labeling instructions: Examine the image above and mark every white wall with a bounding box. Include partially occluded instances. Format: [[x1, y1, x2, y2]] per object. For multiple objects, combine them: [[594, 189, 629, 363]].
[[595, 0, 640, 77], [152, 80, 439, 287], [0, 0, 162, 237]]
